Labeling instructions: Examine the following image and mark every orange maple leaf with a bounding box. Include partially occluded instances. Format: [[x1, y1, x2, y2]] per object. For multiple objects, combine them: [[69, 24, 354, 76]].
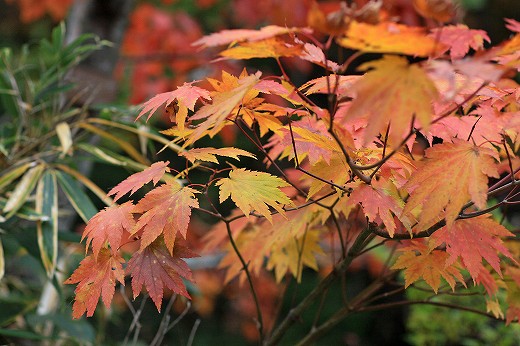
[[392, 241, 465, 293], [347, 55, 438, 146], [126, 238, 196, 311], [133, 181, 199, 254], [219, 38, 304, 60], [429, 216, 515, 279], [337, 21, 444, 57], [64, 248, 125, 319], [81, 201, 135, 259], [187, 71, 260, 144], [402, 139, 499, 229], [108, 161, 170, 202]]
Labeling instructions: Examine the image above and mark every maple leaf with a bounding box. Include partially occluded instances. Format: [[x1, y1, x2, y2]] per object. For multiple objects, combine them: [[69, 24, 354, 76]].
[[136, 82, 211, 130], [192, 25, 310, 48], [108, 161, 170, 202], [219, 38, 304, 60], [64, 248, 125, 319], [299, 41, 340, 72], [430, 25, 490, 60], [306, 154, 350, 198], [187, 72, 260, 144], [267, 228, 323, 283], [347, 55, 438, 146], [345, 180, 405, 237], [429, 216, 515, 279], [337, 21, 443, 57], [133, 181, 199, 254], [216, 168, 292, 222], [392, 241, 465, 293], [126, 238, 196, 311], [179, 147, 256, 164], [402, 139, 499, 229], [81, 201, 135, 259], [301, 75, 360, 99], [505, 18, 520, 33]]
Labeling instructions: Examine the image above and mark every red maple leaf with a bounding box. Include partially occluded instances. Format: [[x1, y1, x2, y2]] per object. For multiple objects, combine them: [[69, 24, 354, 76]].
[[64, 248, 125, 319], [192, 25, 310, 48], [429, 216, 515, 279], [132, 182, 199, 253], [136, 82, 211, 127], [108, 161, 170, 202], [81, 201, 135, 259], [126, 238, 197, 311], [505, 18, 520, 33], [345, 180, 405, 237]]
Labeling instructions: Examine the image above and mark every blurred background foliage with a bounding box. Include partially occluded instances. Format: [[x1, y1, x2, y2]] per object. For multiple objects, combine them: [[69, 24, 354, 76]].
[[0, 0, 519, 345]]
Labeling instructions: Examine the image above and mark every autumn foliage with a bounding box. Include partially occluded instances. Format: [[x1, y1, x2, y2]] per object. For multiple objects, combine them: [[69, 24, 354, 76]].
[[62, 0, 520, 343]]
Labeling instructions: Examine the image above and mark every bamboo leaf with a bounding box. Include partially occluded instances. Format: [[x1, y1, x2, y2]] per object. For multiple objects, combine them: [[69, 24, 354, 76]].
[[3, 164, 45, 220], [53, 164, 112, 207], [78, 123, 150, 165], [36, 171, 58, 277], [55, 171, 97, 223], [0, 237, 4, 281], [56, 122, 73, 157], [0, 198, 46, 221], [0, 162, 33, 192]]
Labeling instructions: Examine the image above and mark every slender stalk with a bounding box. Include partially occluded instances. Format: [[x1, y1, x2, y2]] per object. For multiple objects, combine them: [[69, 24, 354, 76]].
[[295, 273, 390, 346], [225, 221, 264, 342], [264, 225, 375, 346]]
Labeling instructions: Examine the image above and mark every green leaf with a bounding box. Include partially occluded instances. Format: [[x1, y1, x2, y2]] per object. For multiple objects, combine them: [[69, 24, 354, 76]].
[[55, 171, 97, 223], [0, 162, 33, 192], [0, 197, 46, 222], [2, 164, 45, 220], [36, 171, 58, 277], [0, 296, 38, 327], [0, 328, 52, 341]]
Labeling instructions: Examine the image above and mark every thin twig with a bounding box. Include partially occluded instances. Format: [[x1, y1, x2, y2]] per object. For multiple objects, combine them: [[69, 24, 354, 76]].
[[187, 319, 201, 346], [225, 221, 264, 341]]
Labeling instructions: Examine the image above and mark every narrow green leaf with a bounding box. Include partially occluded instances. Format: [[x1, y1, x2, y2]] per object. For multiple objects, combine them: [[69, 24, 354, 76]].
[[0, 198, 46, 221], [0, 162, 33, 192], [0, 237, 4, 281], [0, 328, 52, 341], [55, 170, 97, 223], [3, 164, 45, 220], [36, 171, 58, 277]]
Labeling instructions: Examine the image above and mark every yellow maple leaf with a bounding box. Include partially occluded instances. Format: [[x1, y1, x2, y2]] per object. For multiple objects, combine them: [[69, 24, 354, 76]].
[[347, 55, 438, 146], [402, 139, 499, 229], [337, 21, 444, 57], [267, 228, 323, 283], [179, 147, 256, 164], [216, 168, 292, 222]]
